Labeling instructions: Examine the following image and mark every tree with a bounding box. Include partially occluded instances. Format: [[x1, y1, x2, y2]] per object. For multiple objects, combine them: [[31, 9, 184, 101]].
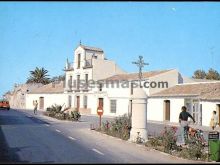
[[192, 69, 207, 79], [206, 68, 220, 80], [26, 67, 50, 84], [50, 75, 65, 83]]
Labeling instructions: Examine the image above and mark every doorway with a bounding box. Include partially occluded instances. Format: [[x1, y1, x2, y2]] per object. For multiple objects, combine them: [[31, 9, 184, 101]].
[[39, 97, 44, 110], [68, 95, 72, 108], [164, 100, 170, 121], [76, 96, 80, 111], [217, 104, 220, 126], [98, 98, 104, 110]]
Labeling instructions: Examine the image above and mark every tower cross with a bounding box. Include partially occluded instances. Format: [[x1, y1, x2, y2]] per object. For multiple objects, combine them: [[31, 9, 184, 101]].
[[132, 56, 149, 80]]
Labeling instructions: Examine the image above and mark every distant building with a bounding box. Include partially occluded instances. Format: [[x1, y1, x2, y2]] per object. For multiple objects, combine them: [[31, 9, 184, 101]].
[[4, 83, 43, 109]]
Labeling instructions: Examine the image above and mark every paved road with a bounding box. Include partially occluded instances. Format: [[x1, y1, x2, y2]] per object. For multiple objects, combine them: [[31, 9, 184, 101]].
[[0, 109, 199, 163]]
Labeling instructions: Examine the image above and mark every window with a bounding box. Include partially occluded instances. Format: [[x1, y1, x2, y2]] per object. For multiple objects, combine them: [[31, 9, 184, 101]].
[[83, 95, 87, 109], [110, 100, 117, 113], [85, 74, 88, 89], [77, 75, 80, 90], [77, 54, 81, 68], [68, 76, 72, 89], [130, 82, 134, 95], [192, 102, 199, 124], [68, 95, 72, 107], [93, 53, 97, 59], [99, 83, 103, 91]]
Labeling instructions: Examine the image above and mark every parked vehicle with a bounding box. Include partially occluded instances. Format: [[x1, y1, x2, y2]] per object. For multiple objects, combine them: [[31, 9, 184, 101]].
[[0, 99, 10, 110]]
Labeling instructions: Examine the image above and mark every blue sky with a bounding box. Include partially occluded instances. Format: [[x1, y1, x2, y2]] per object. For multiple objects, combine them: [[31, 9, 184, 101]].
[[0, 2, 220, 97]]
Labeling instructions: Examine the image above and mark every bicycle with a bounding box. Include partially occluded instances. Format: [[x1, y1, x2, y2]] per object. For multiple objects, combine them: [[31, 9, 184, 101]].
[[187, 126, 207, 146]]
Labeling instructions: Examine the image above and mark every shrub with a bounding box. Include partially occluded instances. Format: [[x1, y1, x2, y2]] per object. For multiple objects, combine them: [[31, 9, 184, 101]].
[[184, 136, 206, 160], [55, 113, 65, 120], [160, 126, 178, 153], [45, 104, 64, 119], [63, 113, 71, 120], [101, 120, 110, 134], [144, 126, 208, 161], [145, 136, 163, 147], [71, 110, 81, 121], [106, 114, 131, 140]]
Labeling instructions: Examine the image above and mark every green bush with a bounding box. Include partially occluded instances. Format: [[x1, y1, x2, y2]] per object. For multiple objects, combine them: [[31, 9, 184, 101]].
[[45, 104, 63, 119], [160, 126, 178, 153], [100, 114, 131, 140], [183, 136, 207, 160], [144, 126, 208, 161], [101, 120, 110, 134], [71, 110, 81, 121], [145, 137, 163, 147]]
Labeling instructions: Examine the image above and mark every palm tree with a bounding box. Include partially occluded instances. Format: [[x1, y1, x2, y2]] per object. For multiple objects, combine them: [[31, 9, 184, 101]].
[[26, 67, 50, 84]]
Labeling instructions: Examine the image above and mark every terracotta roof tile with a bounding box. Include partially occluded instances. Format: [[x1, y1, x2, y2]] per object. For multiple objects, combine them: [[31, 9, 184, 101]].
[[29, 81, 64, 94], [151, 82, 220, 101], [104, 69, 173, 81]]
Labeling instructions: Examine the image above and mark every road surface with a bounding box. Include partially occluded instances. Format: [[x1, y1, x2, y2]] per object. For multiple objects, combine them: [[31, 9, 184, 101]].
[[0, 109, 199, 163]]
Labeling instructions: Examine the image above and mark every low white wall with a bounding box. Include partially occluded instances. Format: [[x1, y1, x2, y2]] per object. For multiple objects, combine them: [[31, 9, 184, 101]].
[[147, 98, 184, 123], [26, 93, 68, 111]]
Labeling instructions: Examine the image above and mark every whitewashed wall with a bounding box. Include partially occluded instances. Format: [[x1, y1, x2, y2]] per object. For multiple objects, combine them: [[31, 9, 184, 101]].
[[147, 98, 164, 121], [26, 93, 68, 111], [149, 69, 180, 95], [169, 98, 185, 123], [201, 101, 220, 126], [147, 98, 184, 123], [92, 59, 126, 81]]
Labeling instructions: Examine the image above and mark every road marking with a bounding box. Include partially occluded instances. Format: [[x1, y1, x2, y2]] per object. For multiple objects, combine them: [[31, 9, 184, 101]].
[[45, 124, 50, 127], [68, 136, 76, 140], [92, 148, 104, 155], [55, 129, 61, 133]]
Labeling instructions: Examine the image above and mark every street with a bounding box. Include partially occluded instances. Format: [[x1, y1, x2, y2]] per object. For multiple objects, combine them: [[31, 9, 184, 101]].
[[0, 109, 199, 163]]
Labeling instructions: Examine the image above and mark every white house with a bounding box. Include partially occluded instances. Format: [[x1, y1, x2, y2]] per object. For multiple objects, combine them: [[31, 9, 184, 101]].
[[26, 81, 66, 110], [147, 81, 220, 127], [25, 43, 220, 128], [26, 43, 126, 113], [94, 69, 184, 117]]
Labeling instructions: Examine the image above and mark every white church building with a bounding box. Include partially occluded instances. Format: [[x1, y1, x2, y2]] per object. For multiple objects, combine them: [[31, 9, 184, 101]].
[[26, 43, 220, 127]]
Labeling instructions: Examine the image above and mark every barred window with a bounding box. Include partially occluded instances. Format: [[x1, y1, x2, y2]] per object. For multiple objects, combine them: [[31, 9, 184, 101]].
[[110, 100, 117, 113]]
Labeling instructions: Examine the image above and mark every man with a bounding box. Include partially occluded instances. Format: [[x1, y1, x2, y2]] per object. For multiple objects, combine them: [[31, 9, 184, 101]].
[[179, 106, 195, 145], [33, 100, 38, 115]]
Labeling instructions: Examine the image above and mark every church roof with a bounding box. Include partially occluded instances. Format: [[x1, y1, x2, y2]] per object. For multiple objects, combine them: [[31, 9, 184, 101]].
[[79, 44, 104, 52], [151, 81, 220, 101], [28, 81, 64, 94], [104, 69, 174, 81]]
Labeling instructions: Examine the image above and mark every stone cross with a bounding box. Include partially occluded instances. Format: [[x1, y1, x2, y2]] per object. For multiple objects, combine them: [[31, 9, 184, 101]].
[[132, 56, 149, 80]]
